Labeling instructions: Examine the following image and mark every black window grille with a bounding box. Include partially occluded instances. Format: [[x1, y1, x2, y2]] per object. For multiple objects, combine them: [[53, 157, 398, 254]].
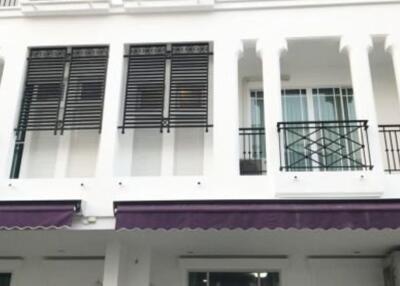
[[168, 43, 210, 130], [119, 42, 211, 133], [62, 46, 109, 132], [120, 44, 167, 132], [16, 48, 67, 132], [10, 46, 109, 179]]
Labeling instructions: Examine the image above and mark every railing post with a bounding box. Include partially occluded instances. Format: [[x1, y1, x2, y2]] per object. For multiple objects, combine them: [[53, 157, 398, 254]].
[[213, 38, 243, 178], [256, 37, 287, 174], [340, 35, 384, 173]]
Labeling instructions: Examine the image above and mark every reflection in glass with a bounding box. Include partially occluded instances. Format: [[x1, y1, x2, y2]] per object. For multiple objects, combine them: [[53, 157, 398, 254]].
[[189, 272, 279, 286]]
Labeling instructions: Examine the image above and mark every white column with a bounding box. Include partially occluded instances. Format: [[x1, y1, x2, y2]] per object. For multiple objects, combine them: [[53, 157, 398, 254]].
[[213, 39, 243, 177], [54, 132, 72, 177], [385, 34, 400, 109], [103, 240, 126, 286], [96, 43, 125, 177], [0, 45, 28, 179], [103, 241, 152, 286], [340, 35, 384, 172], [256, 37, 287, 175], [161, 130, 175, 176]]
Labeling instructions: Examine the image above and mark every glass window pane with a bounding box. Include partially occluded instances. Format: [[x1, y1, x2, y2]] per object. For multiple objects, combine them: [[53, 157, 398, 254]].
[[260, 273, 280, 286], [250, 91, 265, 128], [0, 274, 11, 286], [189, 272, 208, 286], [189, 272, 280, 286], [210, 272, 258, 286]]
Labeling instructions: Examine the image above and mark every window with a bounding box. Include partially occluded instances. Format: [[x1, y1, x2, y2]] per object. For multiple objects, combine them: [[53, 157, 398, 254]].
[[0, 273, 11, 286], [10, 46, 109, 179], [120, 42, 211, 132], [250, 87, 361, 171], [189, 272, 280, 286]]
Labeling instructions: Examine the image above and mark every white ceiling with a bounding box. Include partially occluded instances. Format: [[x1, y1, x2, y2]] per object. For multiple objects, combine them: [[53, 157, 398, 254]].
[[1, 229, 400, 257], [239, 37, 392, 80]]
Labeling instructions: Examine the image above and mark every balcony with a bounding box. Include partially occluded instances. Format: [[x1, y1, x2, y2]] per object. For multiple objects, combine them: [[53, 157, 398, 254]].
[[277, 120, 372, 172], [239, 127, 266, 175], [379, 124, 400, 173], [0, 0, 17, 7]]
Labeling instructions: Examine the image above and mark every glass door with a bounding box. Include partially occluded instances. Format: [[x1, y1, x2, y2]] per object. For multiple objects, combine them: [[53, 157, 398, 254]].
[[249, 86, 356, 171], [312, 87, 358, 170], [281, 89, 311, 170], [250, 90, 266, 160]]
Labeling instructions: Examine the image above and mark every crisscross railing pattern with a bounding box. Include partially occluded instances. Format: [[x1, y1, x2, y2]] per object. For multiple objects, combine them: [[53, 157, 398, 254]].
[[277, 120, 373, 171], [379, 124, 400, 173]]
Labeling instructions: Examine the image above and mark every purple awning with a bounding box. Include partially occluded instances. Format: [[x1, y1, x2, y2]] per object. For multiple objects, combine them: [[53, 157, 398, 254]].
[[114, 200, 400, 230], [0, 201, 80, 230]]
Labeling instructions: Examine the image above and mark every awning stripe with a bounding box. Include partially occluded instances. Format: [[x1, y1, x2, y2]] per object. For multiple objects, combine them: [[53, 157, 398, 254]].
[[0, 201, 80, 230], [114, 200, 400, 230]]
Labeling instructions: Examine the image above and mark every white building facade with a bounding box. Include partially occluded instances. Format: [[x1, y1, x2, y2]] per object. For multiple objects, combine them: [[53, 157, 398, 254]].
[[1, 0, 400, 285]]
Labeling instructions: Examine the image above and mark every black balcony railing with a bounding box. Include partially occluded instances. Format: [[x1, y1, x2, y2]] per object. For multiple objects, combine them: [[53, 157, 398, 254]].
[[379, 124, 400, 173], [239, 127, 266, 175], [0, 0, 17, 7], [277, 120, 373, 171]]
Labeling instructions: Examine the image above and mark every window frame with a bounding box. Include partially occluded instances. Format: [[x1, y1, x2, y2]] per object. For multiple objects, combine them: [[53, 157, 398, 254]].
[[179, 258, 289, 286]]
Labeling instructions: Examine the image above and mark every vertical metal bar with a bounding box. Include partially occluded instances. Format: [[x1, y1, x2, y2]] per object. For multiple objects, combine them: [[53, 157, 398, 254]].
[[205, 45, 210, 132], [382, 126, 390, 172], [320, 122, 327, 171], [165, 46, 172, 133], [121, 52, 131, 134], [359, 122, 366, 170], [364, 122, 373, 170], [389, 130, 396, 172], [98, 47, 110, 134], [278, 123, 282, 171], [283, 124, 289, 171], [9, 130, 26, 179], [395, 128, 400, 172]]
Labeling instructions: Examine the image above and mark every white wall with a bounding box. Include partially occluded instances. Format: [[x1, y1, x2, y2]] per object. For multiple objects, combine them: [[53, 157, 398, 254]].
[[2, 2, 400, 217], [1, 258, 104, 286], [309, 258, 384, 286], [19, 131, 99, 178]]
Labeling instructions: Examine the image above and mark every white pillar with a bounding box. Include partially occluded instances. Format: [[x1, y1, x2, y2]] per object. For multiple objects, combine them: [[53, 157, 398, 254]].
[[103, 241, 152, 286], [103, 240, 126, 286], [0, 45, 27, 179], [54, 132, 72, 177], [213, 39, 243, 177], [161, 130, 175, 176], [385, 34, 400, 110], [256, 37, 287, 175], [96, 43, 125, 177], [340, 35, 384, 173]]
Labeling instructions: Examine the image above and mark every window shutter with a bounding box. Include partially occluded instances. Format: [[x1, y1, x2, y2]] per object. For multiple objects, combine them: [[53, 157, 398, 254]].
[[168, 43, 210, 130], [16, 48, 68, 132], [120, 44, 167, 132], [62, 46, 109, 132]]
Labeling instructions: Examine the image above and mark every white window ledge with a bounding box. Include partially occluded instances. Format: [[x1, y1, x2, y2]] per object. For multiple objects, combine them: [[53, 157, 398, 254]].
[[123, 0, 214, 13], [20, 0, 112, 15]]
